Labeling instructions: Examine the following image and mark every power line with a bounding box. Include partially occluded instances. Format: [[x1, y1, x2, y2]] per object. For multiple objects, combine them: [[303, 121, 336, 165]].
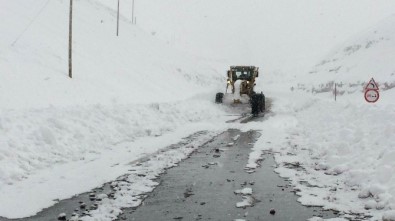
[[11, 0, 51, 47]]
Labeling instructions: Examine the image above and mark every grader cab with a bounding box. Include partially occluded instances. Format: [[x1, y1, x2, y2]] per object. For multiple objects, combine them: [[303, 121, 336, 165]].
[[215, 66, 265, 116]]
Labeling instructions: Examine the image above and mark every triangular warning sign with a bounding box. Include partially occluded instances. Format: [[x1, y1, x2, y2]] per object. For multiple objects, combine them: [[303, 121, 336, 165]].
[[365, 78, 379, 90]]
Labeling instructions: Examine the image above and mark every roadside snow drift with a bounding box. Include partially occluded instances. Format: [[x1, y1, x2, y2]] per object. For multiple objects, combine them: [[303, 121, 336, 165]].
[[243, 15, 395, 221]]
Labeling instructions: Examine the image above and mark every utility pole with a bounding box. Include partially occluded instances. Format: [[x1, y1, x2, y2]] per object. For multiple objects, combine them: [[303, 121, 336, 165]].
[[117, 0, 120, 36], [132, 0, 135, 24], [68, 0, 73, 78]]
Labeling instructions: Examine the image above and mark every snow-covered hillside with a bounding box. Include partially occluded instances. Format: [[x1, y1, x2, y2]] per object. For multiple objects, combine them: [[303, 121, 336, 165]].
[[135, 0, 395, 74], [298, 15, 395, 99], [0, 0, 225, 109]]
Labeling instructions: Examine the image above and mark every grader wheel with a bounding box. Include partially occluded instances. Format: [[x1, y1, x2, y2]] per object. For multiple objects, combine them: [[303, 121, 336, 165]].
[[215, 92, 224, 103], [251, 93, 265, 116]]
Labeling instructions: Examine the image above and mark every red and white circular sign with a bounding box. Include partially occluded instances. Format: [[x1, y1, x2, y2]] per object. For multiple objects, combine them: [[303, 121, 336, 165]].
[[364, 89, 379, 103]]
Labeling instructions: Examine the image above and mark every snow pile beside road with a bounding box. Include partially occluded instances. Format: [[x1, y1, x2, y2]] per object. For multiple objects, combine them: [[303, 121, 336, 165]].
[[273, 17, 395, 220], [243, 16, 395, 219], [258, 17, 395, 220], [0, 99, 226, 188], [0, 129, 220, 219], [284, 92, 395, 220], [244, 87, 395, 220], [240, 14, 395, 214]]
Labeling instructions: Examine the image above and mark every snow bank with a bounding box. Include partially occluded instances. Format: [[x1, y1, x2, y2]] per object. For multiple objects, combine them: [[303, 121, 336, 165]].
[[244, 86, 395, 220], [285, 94, 395, 218], [0, 127, 221, 219], [0, 99, 226, 187], [243, 15, 395, 220]]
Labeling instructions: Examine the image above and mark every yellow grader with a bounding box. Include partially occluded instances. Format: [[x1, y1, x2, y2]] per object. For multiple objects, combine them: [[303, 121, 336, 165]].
[[215, 66, 265, 116]]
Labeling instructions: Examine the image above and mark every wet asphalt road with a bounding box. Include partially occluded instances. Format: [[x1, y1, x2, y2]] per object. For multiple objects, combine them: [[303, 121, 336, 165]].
[[118, 130, 335, 221]]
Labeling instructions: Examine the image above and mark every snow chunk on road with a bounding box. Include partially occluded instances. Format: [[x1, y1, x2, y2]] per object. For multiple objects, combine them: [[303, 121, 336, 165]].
[[234, 188, 253, 195], [233, 134, 240, 141], [236, 196, 254, 208]]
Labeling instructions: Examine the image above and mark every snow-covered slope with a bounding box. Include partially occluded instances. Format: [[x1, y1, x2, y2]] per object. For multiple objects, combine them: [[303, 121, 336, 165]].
[[295, 15, 395, 220], [302, 15, 395, 98], [134, 0, 395, 75], [0, 0, 224, 109]]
